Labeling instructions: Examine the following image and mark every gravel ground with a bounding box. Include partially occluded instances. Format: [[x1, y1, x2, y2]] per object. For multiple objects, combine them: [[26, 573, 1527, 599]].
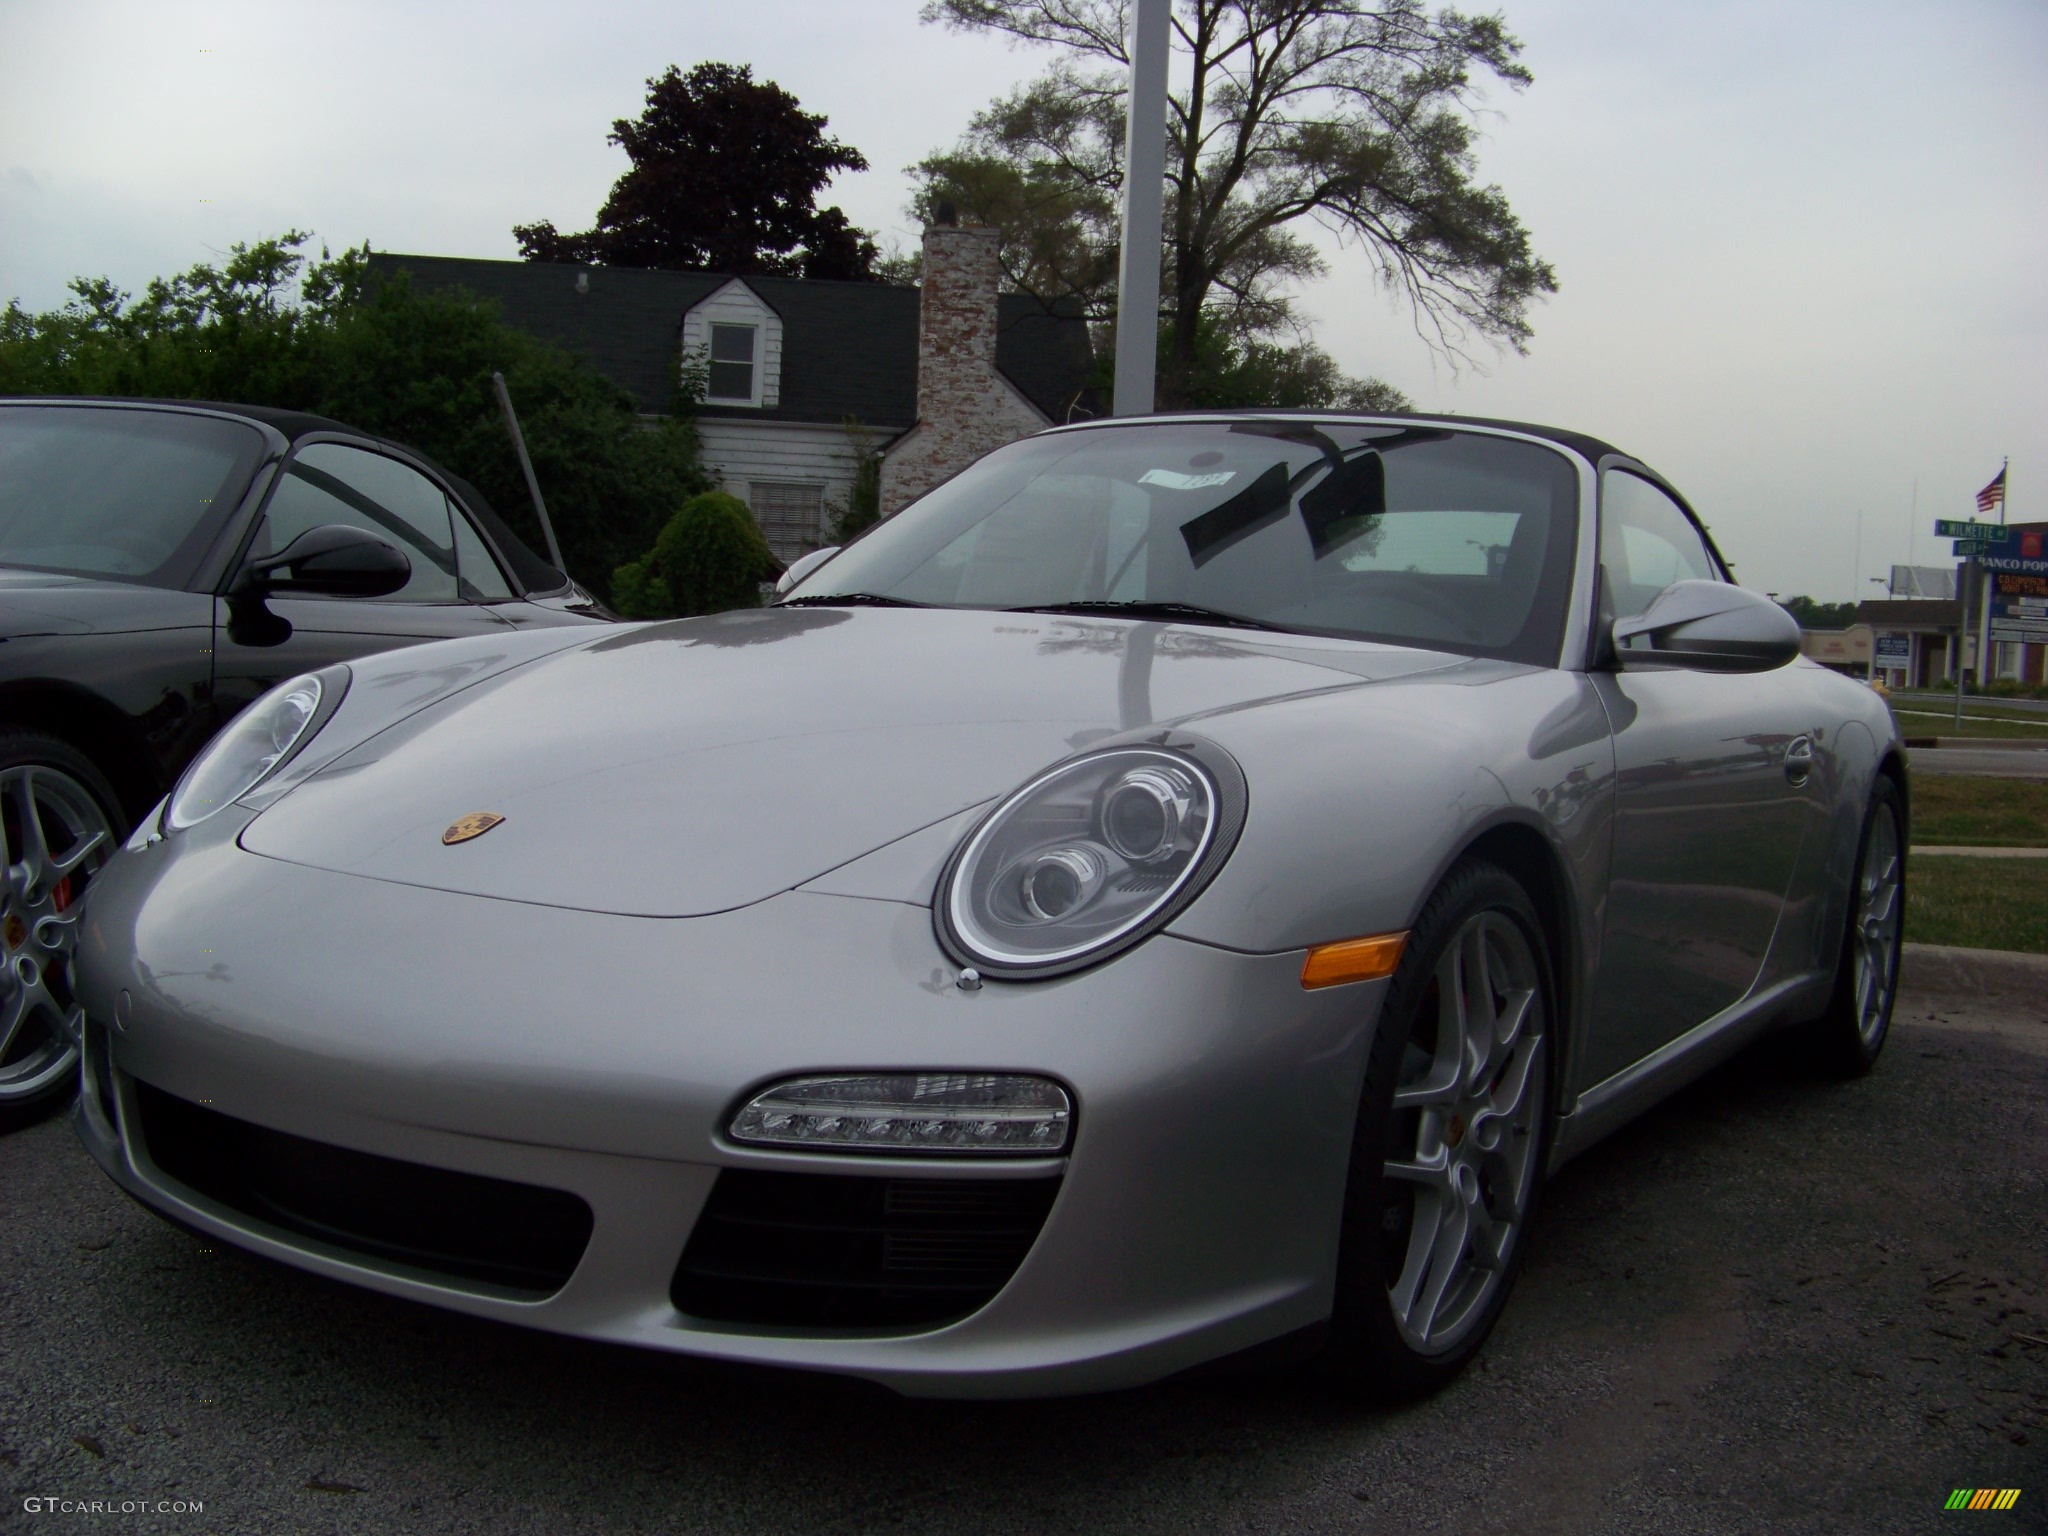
[[3, 951, 2043, 1536]]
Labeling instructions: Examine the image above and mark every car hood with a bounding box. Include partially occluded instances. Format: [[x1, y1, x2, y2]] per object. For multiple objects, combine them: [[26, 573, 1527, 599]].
[[241, 605, 1465, 916]]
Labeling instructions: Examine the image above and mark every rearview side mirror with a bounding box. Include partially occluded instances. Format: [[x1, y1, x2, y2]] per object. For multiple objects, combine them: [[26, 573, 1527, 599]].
[[775, 545, 840, 597], [235, 524, 411, 600], [1611, 580, 1801, 673]]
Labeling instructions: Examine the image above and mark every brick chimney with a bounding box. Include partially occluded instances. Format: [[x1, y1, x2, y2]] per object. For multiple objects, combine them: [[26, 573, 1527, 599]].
[[878, 206, 1048, 516]]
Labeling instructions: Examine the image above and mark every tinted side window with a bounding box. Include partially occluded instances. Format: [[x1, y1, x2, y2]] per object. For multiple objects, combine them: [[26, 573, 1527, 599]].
[[0, 406, 262, 584], [1600, 471, 1716, 620], [451, 509, 514, 599], [256, 443, 459, 602]]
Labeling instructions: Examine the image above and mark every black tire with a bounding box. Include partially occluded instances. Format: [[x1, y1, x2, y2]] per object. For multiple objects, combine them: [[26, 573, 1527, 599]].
[[0, 729, 126, 1131], [1803, 777, 1905, 1079], [1316, 858, 1556, 1402]]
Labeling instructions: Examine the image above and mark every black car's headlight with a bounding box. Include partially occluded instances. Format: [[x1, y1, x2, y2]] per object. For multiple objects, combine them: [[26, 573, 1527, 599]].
[[164, 666, 348, 831], [936, 740, 1247, 980]]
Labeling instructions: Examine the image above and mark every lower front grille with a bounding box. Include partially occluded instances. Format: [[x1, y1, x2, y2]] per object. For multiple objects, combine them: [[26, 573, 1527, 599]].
[[672, 1168, 1061, 1331], [132, 1081, 593, 1298]]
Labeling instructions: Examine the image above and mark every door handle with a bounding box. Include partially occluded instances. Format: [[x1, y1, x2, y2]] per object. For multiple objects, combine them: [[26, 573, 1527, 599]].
[[1783, 735, 1814, 785]]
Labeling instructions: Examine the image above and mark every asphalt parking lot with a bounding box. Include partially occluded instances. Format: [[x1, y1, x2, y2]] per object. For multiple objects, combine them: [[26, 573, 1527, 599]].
[[4, 948, 2043, 1536]]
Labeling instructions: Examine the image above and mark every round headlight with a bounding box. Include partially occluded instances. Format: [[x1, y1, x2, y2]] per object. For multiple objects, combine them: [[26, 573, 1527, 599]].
[[165, 671, 334, 830], [937, 742, 1247, 979]]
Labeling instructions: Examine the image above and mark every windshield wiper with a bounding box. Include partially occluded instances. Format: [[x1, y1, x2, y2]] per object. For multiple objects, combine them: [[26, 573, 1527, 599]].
[[779, 592, 929, 608], [1008, 599, 1292, 633]]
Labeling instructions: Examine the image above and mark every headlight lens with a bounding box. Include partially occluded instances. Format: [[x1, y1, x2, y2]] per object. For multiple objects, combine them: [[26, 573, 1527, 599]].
[[937, 742, 1246, 979], [165, 670, 338, 830]]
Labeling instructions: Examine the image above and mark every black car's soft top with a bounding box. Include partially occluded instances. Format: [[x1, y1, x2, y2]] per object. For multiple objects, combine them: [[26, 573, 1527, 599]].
[[3, 394, 570, 597]]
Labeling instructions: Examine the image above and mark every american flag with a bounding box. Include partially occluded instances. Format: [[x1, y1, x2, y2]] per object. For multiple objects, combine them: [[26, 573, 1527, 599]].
[[1976, 467, 2006, 515]]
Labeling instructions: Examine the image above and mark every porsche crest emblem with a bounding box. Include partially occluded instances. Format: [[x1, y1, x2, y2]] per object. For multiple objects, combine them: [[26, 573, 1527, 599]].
[[442, 812, 505, 845]]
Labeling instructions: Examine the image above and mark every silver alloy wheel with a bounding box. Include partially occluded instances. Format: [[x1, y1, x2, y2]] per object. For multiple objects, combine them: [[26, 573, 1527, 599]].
[[1382, 910, 1546, 1355], [0, 765, 114, 1108], [1851, 803, 1903, 1047]]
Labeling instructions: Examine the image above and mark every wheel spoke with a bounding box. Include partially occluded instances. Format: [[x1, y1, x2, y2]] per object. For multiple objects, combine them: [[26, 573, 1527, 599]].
[[1384, 1143, 1453, 1189], [1388, 1187, 1445, 1326], [10, 769, 50, 879], [1467, 1197, 1509, 1272], [50, 827, 108, 878], [0, 985, 29, 1062], [1407, 1192, 1472, 1342], [1392, 945, 1470, 1109], [1469, 1036, 1541, 1152]]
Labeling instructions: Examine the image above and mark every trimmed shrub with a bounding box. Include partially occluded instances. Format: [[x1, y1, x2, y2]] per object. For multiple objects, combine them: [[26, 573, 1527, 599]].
[[611, 490, 782, 619]]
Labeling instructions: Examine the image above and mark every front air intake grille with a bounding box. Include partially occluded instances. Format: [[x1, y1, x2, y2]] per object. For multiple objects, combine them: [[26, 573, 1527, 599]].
[[672, 1168, 1061, 1331], [132, 1081, 593, 1298]]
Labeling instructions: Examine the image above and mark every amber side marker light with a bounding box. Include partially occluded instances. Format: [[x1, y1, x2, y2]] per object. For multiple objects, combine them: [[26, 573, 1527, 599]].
[[1301, 932, 1408, 989]]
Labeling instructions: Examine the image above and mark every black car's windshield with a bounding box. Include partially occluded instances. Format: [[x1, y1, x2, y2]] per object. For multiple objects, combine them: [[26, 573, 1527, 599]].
[[788, 421, 1581, 664], [0, 405, 266, 584]]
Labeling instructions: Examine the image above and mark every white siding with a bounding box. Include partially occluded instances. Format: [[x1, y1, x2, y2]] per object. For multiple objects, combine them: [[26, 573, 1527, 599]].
[[681, 279, 783, 408], [696, 418, 882, 556]]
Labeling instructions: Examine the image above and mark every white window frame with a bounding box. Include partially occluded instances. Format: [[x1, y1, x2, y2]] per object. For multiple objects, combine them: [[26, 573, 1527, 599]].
[[705, 322, 761, 406]]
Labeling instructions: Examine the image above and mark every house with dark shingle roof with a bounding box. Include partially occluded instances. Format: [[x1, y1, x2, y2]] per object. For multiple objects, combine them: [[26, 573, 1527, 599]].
[[366, 236, 1095, 561]]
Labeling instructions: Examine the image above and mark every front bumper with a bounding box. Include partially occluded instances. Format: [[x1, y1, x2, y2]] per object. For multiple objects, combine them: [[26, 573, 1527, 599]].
[[72, 824, 1387, 1397]]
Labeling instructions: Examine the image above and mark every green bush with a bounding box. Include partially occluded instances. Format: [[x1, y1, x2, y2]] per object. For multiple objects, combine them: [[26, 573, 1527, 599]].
[[611, 490, 782, 619], [0, 233, 707, 604]]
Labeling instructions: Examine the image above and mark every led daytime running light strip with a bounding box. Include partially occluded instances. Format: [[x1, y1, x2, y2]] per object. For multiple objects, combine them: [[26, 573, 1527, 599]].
[[730, 1074, 1072, 1156]]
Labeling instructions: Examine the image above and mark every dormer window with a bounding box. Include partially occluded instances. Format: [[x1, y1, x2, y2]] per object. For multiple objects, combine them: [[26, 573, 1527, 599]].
[[707, 323, 758, 403]]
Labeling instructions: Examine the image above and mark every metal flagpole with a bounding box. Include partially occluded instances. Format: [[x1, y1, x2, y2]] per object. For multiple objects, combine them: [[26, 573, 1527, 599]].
[[1112, 0, 1171, 417], [1981, 456, 2007, 685]]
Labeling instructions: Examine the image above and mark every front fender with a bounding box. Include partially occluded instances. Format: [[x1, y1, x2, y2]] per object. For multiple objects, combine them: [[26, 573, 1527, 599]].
[[1166, 665, 1616, 959]]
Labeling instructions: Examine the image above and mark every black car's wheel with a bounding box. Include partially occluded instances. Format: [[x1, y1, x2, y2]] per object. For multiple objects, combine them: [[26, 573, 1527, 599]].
[[1803, 777, 1905, 1078], [1317, 858, 1554, 1401], [0, 731, 123, 1129]]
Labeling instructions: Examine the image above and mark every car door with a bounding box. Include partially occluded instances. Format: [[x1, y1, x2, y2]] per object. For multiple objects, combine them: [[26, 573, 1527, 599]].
[[1583, 469, 1816, 1085], [211, 440, 516, 724]]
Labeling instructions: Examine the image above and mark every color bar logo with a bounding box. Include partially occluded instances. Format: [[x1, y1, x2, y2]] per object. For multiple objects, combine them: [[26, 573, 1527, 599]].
[[1947, 1489, 2022, 1511]]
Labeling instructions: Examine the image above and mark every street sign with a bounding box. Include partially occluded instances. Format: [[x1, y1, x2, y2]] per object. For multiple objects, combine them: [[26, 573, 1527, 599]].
[[1981, 554, 2048, 576], [1934, 519, 2009, 541], [1953, 540, 1991, 557]]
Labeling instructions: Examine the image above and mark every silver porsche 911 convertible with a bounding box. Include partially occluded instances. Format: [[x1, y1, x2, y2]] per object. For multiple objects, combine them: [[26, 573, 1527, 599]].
[[69, 413, 1905, 1400]]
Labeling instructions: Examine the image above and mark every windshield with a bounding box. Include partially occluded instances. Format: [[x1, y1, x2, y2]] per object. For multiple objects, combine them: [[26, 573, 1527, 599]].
[[789, 421, 1581, 664], [0, 405, 265, 584]]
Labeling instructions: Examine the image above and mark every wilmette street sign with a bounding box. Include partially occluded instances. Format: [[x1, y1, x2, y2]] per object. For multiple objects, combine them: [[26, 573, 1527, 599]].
[[1934, 519, 2008, 542]]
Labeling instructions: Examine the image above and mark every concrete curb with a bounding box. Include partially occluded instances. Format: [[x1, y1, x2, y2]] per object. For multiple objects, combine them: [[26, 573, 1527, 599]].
[[1900, 942, 2048, 1003], [1911, 845, 2048, 858], [1902, 737, 2048, 751]]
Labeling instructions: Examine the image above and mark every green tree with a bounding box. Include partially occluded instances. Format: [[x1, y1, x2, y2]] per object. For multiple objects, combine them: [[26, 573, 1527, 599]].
[[515, 63, 879, 280], [916, 0, 1555, 405], [0, 234, 708, 602], [611, 490, 783, 618], [1778, 595, 1860, 631]]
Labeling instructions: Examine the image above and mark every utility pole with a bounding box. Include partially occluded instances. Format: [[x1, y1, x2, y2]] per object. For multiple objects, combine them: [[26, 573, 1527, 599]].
[[1112, 0, 1171, 417]]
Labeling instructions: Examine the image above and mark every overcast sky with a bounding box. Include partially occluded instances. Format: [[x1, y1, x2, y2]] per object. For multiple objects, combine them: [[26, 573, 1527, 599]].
[[3, 0, 2041, 601]]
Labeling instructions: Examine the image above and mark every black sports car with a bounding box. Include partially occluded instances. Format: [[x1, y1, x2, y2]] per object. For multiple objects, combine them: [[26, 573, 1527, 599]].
[[0, 396, 609, 1121]]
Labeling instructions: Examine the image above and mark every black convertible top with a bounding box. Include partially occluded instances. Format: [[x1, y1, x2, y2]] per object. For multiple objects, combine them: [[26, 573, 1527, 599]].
[[2, 395, 568, 596]]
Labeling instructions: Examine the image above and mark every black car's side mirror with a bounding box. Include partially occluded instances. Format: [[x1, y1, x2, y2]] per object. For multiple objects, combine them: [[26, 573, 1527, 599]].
[[235, 524, 411, 599], [1611, 579, 1802, 673]]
